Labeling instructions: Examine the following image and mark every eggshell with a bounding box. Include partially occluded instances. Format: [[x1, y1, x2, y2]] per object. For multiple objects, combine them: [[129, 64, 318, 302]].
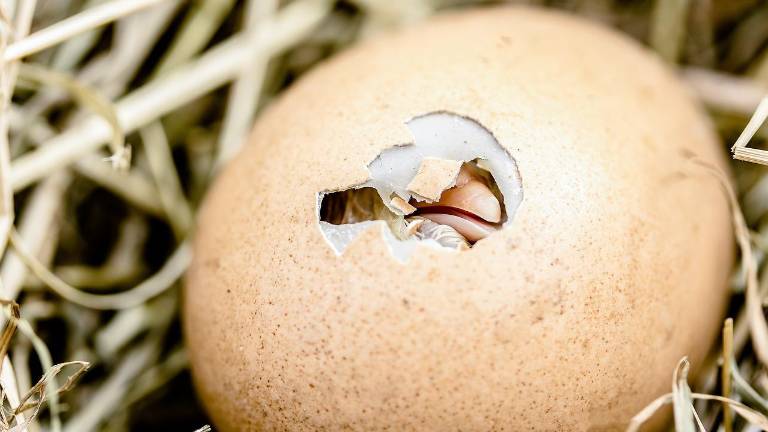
[[184, 6, 733, 430]]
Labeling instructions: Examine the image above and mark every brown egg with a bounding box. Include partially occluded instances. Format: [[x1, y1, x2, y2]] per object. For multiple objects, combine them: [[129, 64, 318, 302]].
[[184, 6, 733, 431]]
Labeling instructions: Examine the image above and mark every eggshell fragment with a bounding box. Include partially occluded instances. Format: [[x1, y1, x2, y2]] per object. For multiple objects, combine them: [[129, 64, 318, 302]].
[[389, 196, 416, 215], [406, 157, 463, 202]]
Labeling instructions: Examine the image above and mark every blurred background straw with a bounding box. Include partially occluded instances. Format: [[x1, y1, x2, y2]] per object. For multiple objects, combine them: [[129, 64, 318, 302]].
[[0, 0, 767, 430]]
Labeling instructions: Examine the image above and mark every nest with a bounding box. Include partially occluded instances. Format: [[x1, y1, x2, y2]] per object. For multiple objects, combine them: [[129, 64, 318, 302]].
[[0, 0, 766, 430]]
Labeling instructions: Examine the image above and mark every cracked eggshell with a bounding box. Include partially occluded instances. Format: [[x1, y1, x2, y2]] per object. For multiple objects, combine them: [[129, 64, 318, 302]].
[[184, 6, 733, 431], [407, 157, 463, 202]]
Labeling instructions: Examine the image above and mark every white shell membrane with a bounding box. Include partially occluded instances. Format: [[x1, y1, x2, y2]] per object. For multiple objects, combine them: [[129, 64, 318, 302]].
[[317, 112, 523, 262]]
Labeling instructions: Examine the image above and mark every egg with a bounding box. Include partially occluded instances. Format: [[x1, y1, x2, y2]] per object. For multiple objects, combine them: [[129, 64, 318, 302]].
[[184, 6, 733, 431]]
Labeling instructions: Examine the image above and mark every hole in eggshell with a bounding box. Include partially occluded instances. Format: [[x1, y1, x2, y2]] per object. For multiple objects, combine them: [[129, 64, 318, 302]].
[[317, 111, 523, 262], [320, 160, 506, 250]]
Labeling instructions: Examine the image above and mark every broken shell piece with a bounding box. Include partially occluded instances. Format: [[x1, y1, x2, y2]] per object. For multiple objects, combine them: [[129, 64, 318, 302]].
[[415, 164, 502, 223], [389, 196, 416, 215], [403, 217, 425, 236], [475, 158, 493, 173], [406, 157, 463, 202]]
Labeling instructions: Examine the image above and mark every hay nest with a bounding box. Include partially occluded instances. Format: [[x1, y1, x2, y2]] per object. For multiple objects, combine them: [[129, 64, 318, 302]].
[[0, 0, 767, 430]]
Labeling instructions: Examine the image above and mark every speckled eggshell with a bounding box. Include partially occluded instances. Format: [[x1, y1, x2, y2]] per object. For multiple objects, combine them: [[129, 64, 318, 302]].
[[184, 6, 733, 431]]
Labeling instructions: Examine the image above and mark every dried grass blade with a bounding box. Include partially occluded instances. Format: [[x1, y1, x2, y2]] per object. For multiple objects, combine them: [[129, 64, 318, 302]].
[[0, 357, 24, 429], [3, 0, 171, 62], [0, 171, 70, 301], [650, 0, 691, 63], [17, 63, 128, 169], [152, 0, 237, 76], [139, 122, 192, 238], [754, 48, 768, 84], [626, 393, 672, 432], [673, 358, 697, 432], [689, 158, 768, 371], [62, 337, 161, 432], [14, 361, 89, 414], [723, 318, 734, 432], [121, 345, 187, 407], [0, 299, 22, 429], [630, 391, 768, 431], [10, 228, 190, 310], [731, 361, 768, 412], [10, 0, 331, 190], [730, 95, 768, 164], [9, 361, 89, 432], [692, 393, 768, 428], [0, 299, 19, 364], [74, 155, 164, 218], [49, 0, 108, 72], [10, 315, 57, 431], [215, 0, 277, 168], [684, 68, 766, 115], [0, 0, 34, 261]]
